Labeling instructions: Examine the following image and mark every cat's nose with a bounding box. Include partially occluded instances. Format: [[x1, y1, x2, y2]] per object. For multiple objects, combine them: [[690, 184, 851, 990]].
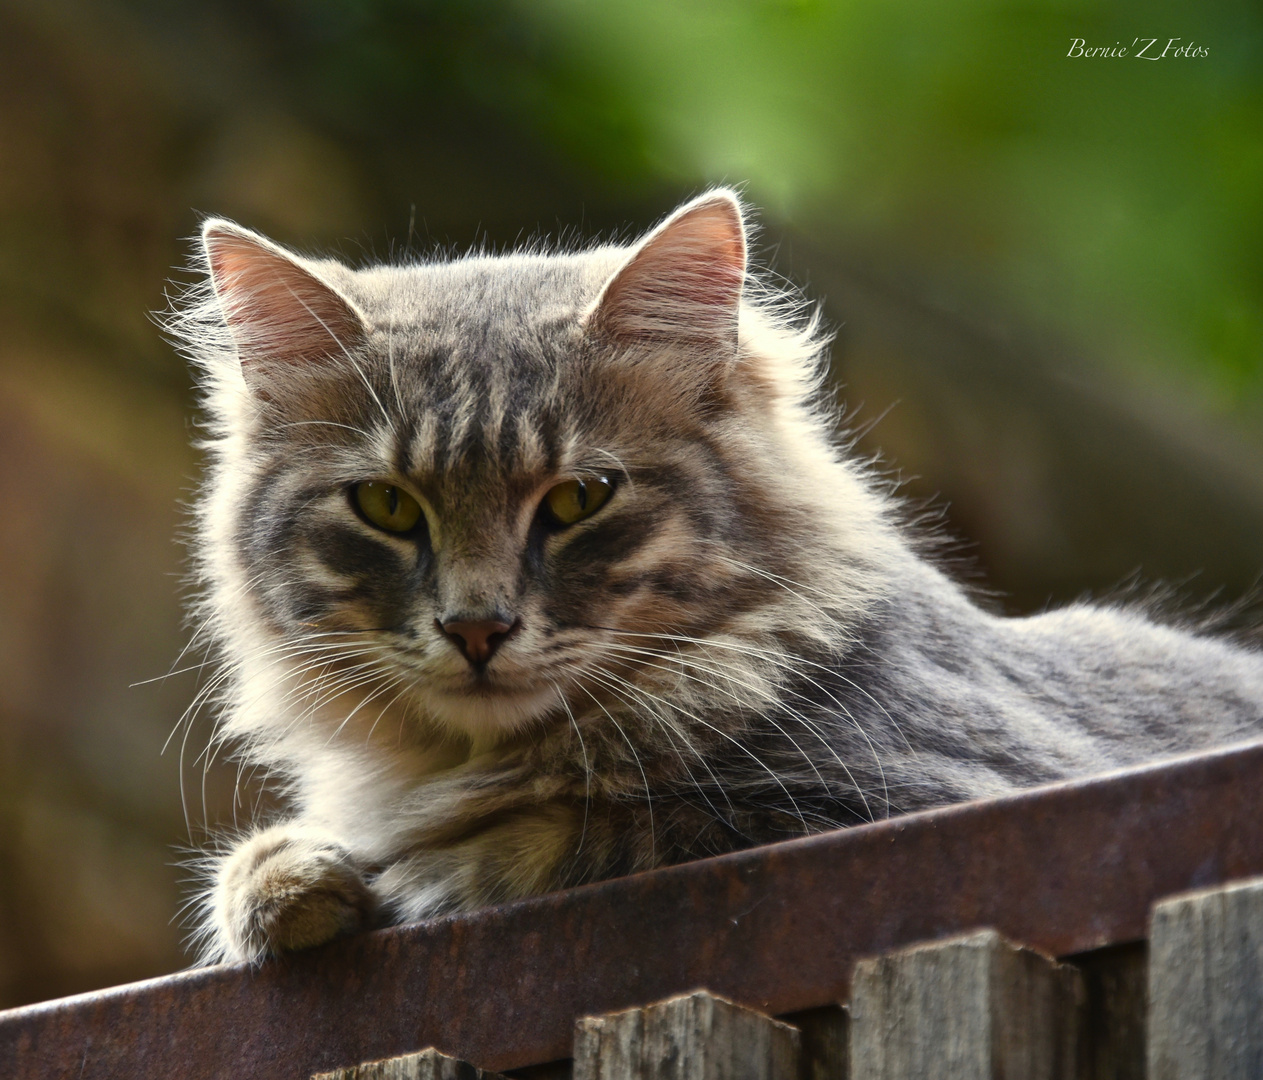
[[438, 616, 518, 665]]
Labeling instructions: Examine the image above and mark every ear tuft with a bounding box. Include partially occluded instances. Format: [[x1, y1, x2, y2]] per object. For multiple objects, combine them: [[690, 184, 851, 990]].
[[587, 189, 747, 351], [202, 221, 366, 392]]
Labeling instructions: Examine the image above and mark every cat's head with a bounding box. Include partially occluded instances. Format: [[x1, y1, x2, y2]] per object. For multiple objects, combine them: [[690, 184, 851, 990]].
[[179, 191, 878, 746]]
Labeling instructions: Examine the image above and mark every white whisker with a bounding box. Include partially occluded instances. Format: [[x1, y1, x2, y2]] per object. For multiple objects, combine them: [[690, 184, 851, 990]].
[[592, 629, 889, 820], [571, 679, 657, 859], [550, 682, 591, 857]]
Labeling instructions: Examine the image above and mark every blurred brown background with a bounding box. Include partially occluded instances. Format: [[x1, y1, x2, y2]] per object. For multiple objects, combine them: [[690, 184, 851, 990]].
[[0, 0, 1259, 1008]]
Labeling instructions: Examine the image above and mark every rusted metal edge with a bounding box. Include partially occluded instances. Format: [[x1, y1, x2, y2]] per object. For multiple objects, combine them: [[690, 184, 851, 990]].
[[5, 740, 1263, 1080]]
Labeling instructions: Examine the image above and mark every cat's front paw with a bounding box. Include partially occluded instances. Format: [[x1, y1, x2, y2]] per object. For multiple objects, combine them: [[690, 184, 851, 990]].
[[209, 825, 373, 963]]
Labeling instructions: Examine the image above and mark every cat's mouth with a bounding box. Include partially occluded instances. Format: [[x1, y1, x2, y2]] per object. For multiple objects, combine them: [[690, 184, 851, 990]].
[[419, 676, 561, 738], [461, 676, 537, 697]]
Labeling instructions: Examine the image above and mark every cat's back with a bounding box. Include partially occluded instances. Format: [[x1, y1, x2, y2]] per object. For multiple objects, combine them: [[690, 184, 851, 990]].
[[868, 567, 1263, 792]]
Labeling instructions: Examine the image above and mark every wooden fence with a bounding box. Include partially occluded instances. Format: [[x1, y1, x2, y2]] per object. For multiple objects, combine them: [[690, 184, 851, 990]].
[[321, 883, 1262, 1080], [5, 740, 1263, 1078]]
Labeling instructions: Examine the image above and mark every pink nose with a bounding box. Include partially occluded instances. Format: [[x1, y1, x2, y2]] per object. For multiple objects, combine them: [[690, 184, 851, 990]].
[[439, 618, 517, 665]]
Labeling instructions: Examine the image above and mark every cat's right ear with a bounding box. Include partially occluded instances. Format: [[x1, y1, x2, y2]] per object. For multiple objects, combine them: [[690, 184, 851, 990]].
[[584, 189, 747, 355], [201, 220, 367, 396]]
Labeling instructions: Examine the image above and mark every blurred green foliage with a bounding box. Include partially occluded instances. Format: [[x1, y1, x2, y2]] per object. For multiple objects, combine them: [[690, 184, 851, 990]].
[[506, 0, 1263, 406]]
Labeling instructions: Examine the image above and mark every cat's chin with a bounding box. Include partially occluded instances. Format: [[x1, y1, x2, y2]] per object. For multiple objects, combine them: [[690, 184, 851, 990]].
[[419, 681, 561, 741]]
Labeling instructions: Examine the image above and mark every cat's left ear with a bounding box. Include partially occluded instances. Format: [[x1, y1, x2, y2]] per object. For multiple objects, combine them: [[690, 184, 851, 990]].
[[585, 189, 747, 354], [200, 220, 368, 396]]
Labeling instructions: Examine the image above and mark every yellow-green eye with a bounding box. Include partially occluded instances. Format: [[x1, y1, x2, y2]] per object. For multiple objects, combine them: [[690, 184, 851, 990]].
[[354, 482, 422, 533], [545, 477, 613, 526]]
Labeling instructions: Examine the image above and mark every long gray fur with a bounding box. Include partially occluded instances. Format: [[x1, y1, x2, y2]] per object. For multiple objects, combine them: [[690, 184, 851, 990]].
[[165, 188, 1263, 964]]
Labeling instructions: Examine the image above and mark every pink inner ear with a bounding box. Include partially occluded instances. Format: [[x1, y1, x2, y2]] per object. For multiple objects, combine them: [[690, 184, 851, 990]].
[[204, 227, 364, 371], [592, 193, 747, 347]]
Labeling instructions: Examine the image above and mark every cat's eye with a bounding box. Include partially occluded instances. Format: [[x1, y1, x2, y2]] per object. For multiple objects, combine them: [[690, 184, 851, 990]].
[[353, 482, 423, 534], [544, 477, 613, 526]]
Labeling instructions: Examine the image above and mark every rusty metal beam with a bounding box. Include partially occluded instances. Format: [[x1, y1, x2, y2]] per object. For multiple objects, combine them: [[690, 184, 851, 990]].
[[5, 741, 1263, 1079]]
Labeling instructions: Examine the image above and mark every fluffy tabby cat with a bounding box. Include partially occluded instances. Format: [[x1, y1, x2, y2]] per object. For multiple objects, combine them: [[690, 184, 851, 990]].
[[170, 189, 1263, 964]]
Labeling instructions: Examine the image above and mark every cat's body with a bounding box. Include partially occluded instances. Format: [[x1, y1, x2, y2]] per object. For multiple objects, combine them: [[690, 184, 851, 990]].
[[172, 190, 1263, 964]]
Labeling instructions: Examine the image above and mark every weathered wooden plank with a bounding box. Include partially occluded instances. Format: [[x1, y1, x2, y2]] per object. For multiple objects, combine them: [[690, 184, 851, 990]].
[[1073, 942, 1146, 1080], [313, 1046, 505, 1080], [1148, 875, 1263, 1079], [573, 991, 800, 1080], [849, 929, 1082, 1080]]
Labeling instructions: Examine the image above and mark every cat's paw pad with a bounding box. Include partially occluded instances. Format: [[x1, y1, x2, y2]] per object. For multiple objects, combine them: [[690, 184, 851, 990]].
[[211, 826, 372, 963]]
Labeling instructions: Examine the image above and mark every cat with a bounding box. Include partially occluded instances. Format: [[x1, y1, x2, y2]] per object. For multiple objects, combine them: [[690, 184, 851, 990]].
[[167, 189, 1263, 965]]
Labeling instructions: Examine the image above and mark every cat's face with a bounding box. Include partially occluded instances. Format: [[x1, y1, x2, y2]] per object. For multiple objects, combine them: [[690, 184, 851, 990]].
[[196, 192, 811, 743]]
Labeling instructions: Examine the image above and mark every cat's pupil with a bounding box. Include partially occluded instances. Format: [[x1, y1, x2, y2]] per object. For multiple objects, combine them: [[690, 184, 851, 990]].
[[576, 481, 588, 511], [388, 487, 399, 516]]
